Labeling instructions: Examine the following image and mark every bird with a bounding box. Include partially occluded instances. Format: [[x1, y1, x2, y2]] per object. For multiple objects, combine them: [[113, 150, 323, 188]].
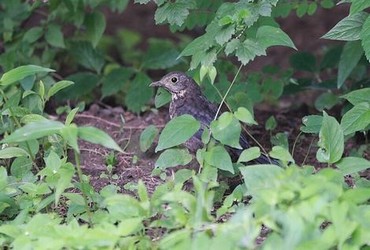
[[150, 71, 278, 165]]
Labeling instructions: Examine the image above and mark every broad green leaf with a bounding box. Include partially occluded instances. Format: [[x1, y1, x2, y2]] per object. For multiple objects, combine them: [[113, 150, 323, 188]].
[[85, 11, 106, 47], [211, 112, 242, 149], [142, 39, 180, 70], [61, 125, 79, 152], [45, 24, 65, 48], [140, 125, 159, 152], [204, 145, 234, 174], [156, 115, 200, 152], [269, 146, 294, 163], [55, 163, 75, 205], [1, 120, 65, 143], [155, 1, 196, 26], [300, 115, 323, 134], [154, 88, 171, 108], [20, 114, 48, 124], [46, 80, 74, 100], [322, 12, 368, 41], [336, 157, 370, 175], [180, 35, 213, 57], [360, 15, 370, 62], [240, 165, 282, 192], [125, 73, 153, 113], [340, 102, 370, 135], [314, 92, 340, 111], [215, 24, 235, 46], [23, 27, 43, 43], [290, 52, 316, 72], [0, 65, 54, 86], [55, 73, 99, 101], [70, 41, 105, 73], [155, 148, 192, 169], [235, 39, 266, 65], [350, 0, 370, 15], [337, 41, 364, 88], [0, 147, 30, 159], [225, 38, 240, 55], [342, 188, 370, 204], [102, 67, 133, 98], [234, 107, 257, 125], [237, 147, 260, 163], [341, 88, 370, 105], [265, 115, 277, 131], [256, 26, 296, 50], [316, 112, 344, 163], [78, 126, 123, 152]]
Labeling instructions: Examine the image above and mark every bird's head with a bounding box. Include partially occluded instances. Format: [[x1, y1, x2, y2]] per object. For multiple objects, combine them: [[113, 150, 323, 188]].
[[150, 72, 198, 96]]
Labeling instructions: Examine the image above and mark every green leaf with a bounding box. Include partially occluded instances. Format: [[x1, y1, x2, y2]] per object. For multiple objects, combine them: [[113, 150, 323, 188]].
[[240, 164, 282, 192], [234, 107, 257, 125], [154, 88, 171, 108], [85, 11, 106, 47], [314, 92, 340, 111], [316, 112, 344, 163], [78, 126, 123, 152], [23, 27, 43, 43], [337, 41, 364, 88], [1, 120, 65, 143], [225, 38, 240, 55], [322, 12, 368, 41], [256, 26, 296, 50], [204, 145, 234, 174], [290, 52, 316, 72], [210, 112, 242, 149], [140, 125, 159, 152], [70, 41, 105, 73], [237, 147, 261, 163], [125, 73, 153, 113], [269, 146, 294, 163], [65, 107, 79, 126], [340, 102, 370, 135], [265, 115, 277, 131], [46, 80, 74, 100], [300, 115, 323, 134], [55, 164, 75, 205], [55, 73, 99, 101], [215, 24, 235, 46], [360, 15, 370, 62], [0, 147, 30, 159], [142, 39, 181, 70], [20, 114, 48, 124], [45, 24, 65, 48], [102, 68, 133, 98], [350, 0, 370, 15], [155, 148, 192, 169], [235, 39, 266, 65], [156, 115, 200, 152], [155, 0, 195, 26], [0, 65, 54, 86], [341, 88, 370, 105], [336, 156, 370, 175]]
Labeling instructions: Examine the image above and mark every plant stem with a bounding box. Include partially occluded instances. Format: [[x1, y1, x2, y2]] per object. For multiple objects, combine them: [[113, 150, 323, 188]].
[[74, 150, 93, 226], [214, 64, 243, 120]]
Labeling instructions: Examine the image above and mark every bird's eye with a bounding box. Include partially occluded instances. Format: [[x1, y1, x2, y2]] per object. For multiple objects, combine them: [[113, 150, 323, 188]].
[[171, 77, 178, 83]]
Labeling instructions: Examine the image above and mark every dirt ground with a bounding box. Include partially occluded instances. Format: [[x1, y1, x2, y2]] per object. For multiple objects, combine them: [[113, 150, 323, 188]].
[[67, 3, 369, 193]]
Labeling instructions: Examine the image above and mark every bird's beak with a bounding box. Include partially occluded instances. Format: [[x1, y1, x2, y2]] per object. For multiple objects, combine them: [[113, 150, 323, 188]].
[[149, 81, 162, 87]]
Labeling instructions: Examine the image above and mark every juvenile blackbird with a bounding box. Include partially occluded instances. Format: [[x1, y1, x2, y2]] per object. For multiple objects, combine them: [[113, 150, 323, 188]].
[[150, 71, 277, 165]]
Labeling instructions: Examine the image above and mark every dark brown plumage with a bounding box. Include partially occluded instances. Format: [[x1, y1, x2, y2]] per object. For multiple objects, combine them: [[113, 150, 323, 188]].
[[150, 71, 277, 165]]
